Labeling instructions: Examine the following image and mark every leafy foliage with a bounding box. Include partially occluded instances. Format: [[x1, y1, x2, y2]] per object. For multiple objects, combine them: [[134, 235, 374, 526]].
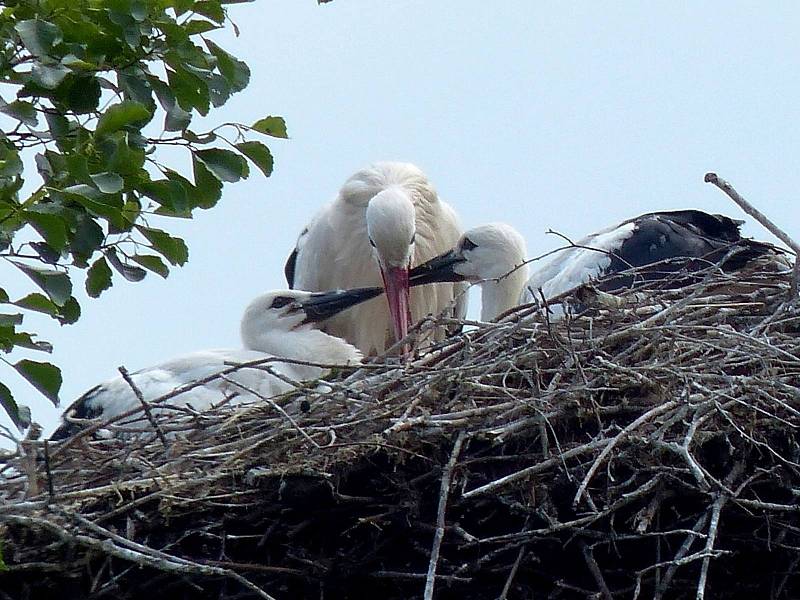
[[0, 0, 282, 428]]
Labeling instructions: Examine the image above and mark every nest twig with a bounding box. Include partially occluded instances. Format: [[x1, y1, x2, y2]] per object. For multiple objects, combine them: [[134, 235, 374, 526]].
[[1, 256, 799, 600]]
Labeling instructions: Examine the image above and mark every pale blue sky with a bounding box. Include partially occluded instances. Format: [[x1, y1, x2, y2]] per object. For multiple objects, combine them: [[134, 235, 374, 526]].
[[3, 2, 799, 442]]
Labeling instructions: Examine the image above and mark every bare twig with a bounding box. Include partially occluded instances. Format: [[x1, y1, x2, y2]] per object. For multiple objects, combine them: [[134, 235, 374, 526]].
[[497, 545, 527, 600], [581, 541, 614, 600], [218, 375, 320, 449], [653, 512, 710, 600], [696, 493, 726, 600], [463, 438, 608, 499], [20, 423, 42, 499], [573, 399, 681, 507], [118, 366, 169, 449], [43, 440, 53, 501], [3, 512, 278, 600], [424, 431, 467, 600], [704, 172, 800, 296]]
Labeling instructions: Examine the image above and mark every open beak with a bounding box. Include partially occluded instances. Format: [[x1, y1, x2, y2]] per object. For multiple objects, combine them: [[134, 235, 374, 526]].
[[299, 286, 384, 324], [408, 249, 467, 287], [381, 266, 412, 348]]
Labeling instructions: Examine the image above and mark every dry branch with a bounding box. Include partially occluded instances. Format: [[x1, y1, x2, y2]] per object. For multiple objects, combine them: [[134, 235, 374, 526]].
[[119, 366, 170, 449], [424, 430, 466, 600], [704, 172, 800, 296]]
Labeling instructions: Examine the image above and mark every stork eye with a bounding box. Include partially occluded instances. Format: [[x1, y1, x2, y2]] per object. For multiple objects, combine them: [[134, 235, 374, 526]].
[[270, 296, 295, 309], [368, 238, 376, 248], [460, 237, 478, 251]]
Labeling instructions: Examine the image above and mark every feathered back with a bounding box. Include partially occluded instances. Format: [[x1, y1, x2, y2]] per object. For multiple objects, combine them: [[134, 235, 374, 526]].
[[339, 162, 438, 209]]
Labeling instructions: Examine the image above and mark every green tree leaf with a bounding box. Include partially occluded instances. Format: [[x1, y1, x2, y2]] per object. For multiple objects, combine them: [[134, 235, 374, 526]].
[[97, 132, 146, 176], [15, 19, 63, 58], [194, 148, 248, 183], [30, 242, 60, 265], [95, 101, 152, 138], [137, 226, 189, 265], [13, 293, 79, 325], [167, 66, 210, 115], [0, 146, 23, 178], [208, 73, 231, 108], [58, 297, 81, 325], [138, 179, 189, 214], [0, 99, 38, 127], [24, 210, 68, 251], [0, 314, 23, 326], [182, 129, 217, 144], [44, 113, 70, 140], [206, 40, 250, 92], [11, 262, 72, 307], [251, 116, 288, 138], [150, 76, 193, 131], [11, 331, 53, 353], [14, 293, 60, 317], [235, 141, 274, 178], [195, 1, 225, 24], [58, 187, 127, 231], [165, 102, 192, 131], [185, 19, 219, 35], [59, 75, 102, 114], [105, 248, 147, 281], [70, 217, 106, 264], [14, 359, 61, 406], [0, 326, 16, 353], [86, 257, 113, 298], [90, 172, 125, 194], [132, 254, 169, 278], [0, 381, 29, 431], [31, 64, 71, 89], [119, 70, 156, 110]]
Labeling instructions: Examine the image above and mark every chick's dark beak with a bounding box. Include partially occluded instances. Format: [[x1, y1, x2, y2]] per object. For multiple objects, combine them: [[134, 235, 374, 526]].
[[299, 287, 383, 324], [408, 249, 467, 287]]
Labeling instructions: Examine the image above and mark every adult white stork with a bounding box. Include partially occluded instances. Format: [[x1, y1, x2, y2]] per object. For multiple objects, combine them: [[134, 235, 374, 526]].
[[410, 210, 782, 321], [285, 162, 466, 355], [51, 287, 381, 440]]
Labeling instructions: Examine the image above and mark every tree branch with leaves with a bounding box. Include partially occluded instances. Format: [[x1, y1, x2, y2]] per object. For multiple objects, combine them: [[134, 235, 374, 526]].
[[0, 0, 284, 428]]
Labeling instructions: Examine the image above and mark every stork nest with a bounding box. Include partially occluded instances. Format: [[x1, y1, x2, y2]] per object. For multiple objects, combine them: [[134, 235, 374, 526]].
[[2, 258, 800, 600]]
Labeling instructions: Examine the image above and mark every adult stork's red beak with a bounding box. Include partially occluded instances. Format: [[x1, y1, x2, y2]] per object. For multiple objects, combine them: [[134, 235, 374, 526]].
[[381, 265, 412, 354]]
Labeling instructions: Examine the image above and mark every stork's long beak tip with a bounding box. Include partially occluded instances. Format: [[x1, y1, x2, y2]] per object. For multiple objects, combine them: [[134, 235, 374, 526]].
[[382, 266, 411, 355], [300, 286, 383, 324], [408, 249, 467, 286]]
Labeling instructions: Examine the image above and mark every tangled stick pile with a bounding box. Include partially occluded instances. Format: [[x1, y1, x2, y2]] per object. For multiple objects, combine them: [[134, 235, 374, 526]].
[[1, 258, 799, 600]]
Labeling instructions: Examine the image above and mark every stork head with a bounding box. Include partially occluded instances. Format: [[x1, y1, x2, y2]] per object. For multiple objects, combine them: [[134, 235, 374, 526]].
[[365, 187, 416, 346], [240, 287, 383, 347], [409, 223, 527, 285]]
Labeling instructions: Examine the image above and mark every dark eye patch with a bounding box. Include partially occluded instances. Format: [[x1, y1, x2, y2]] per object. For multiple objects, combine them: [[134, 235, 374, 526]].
[[460, 237, 478, 251], [271, 296, 295, 309]]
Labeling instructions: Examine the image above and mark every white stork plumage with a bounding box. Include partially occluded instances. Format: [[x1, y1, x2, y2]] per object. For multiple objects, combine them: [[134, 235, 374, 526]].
[[50, 287, 381, 440], [409, 223, 529, 322], [410, 210, 781, 321], [285, 162, 467, 355]]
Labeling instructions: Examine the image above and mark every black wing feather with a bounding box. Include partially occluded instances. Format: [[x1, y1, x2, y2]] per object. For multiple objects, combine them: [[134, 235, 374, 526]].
[[284, 247, 298, 289], [50, 384, 107, 440], [285, 225, 311, 289], [601, 210, 778, 291]]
